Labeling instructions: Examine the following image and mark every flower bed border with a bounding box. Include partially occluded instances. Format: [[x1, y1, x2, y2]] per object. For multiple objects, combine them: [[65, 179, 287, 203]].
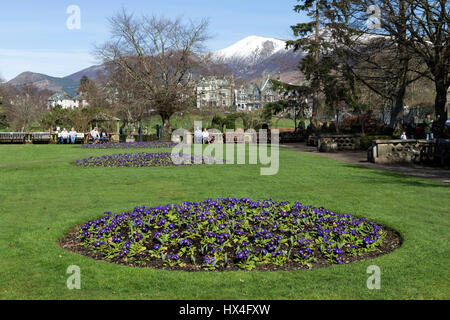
[[60, 199, 402, 272], [60, 224, 401, 272]]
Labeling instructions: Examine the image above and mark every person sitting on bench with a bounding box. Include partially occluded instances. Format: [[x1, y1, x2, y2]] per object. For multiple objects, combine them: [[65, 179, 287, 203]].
[[100, 129, 108, 144], [60, 128, 70, 144], [90, 127, 100, 144], [69, 127, 77, 144]]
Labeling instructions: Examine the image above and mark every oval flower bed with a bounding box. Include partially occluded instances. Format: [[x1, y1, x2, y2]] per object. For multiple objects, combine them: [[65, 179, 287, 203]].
[[62, 198, 401, 271], [80, 142, 177, 149], [74, 152, 224, 167]]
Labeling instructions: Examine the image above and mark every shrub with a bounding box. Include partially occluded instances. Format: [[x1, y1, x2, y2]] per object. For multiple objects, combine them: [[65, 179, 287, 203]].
[[360, 135, 392, 150]]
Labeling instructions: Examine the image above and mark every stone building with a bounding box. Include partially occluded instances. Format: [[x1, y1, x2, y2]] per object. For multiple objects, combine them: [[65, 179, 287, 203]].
[[259, 75, 281, 104], [47, 92, 89, 109], [195, 73, 283, 111], [196, 76, 234, 109], [235, 83, 261, 111]]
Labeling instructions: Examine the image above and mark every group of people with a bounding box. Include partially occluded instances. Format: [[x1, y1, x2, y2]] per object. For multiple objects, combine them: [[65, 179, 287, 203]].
[[58, 127, 78, 144], [57, 127, 109, 144], [194, 127, 215, 144], [89, 127, 109, 144], [401, 114, 443, 141]]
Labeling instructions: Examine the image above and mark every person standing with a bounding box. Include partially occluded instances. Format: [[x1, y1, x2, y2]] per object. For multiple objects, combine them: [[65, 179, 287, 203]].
[[432, 114, 442, 139], [400, 131, 408, 140], [424, 114, 434, 140], [55, 126, 61, 144], [69, 127, 77, 144], [406, 120, 415, 139], [297, 122, 303, 134]]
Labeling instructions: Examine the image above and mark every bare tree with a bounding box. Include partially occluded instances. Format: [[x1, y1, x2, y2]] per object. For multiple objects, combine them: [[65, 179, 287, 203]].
[[313, 0, 424, 129], [77, 76, 109, 109], [385, 0, 450, 124], [101, 61, 150, 132], [0, 77, 7, 128], [97, 10, 210, 140], [335, 0, 449, 125], [2, 83, 50, 131]]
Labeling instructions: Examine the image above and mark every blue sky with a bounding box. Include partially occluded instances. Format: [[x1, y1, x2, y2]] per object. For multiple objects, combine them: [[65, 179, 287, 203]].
[[0, 0, 306, 81]]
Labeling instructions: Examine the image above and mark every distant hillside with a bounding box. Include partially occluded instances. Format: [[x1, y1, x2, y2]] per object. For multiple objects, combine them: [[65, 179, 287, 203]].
[[7, 65, 107, 97], [7, 35, 305, 95], [8, 72, 80, 96], [64, 64, 107, 84]]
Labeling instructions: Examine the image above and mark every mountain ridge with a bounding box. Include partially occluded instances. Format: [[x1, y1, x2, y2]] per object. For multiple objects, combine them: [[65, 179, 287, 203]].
[[7, 35, 304, 94]]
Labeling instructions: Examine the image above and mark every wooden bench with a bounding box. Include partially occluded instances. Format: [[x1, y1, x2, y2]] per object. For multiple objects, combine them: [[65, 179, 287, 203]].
[[56, 132, 85, 144], [32, 132, 51, 144], [279, 131, 304, 143], [0, 132, 26, 144]]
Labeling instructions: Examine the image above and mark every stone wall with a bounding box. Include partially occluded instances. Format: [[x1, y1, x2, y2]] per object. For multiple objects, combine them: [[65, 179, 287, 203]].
[[368, 139, 434, 164], [317, 134, 361, 151]]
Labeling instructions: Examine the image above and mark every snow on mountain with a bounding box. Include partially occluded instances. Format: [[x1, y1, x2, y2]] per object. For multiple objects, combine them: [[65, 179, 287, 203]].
[[7, 36, 303, 93], [208, 35, 303, 82], [211, 35, 291, 65]]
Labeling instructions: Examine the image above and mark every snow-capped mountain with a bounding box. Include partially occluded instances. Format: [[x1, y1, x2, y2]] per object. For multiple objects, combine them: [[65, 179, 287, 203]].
[[212, 36, 289, 65], [210, 35, 304, 82], [7, 36, 305, 93]]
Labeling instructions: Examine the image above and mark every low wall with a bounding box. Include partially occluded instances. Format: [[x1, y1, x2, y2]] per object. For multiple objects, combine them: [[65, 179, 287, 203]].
[[368, 139, 434, 164], [317, 134, 361, 151]]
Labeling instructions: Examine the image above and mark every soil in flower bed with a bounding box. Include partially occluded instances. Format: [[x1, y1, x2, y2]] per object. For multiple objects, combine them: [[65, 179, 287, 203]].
[[73, 152, 224, 167], [60, 198, 402, 271]]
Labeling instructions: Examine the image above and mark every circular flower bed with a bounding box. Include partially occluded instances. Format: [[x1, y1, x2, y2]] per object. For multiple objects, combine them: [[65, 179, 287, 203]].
[[74, 152, 224, 167], [79, 142, 177, 149], [62, 198, 401, 271]]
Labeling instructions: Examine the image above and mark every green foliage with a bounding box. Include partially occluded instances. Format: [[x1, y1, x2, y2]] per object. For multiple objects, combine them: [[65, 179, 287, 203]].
[[262, 101, 290, 123], [209, 113, 266, 131], [360, 135, 393, 150], [41, 106, 110, 132], [41, 106, 72, 129], [0, 102, 8, 130]]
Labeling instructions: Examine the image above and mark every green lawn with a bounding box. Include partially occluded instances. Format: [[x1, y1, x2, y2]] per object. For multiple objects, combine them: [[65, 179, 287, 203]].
[[0, 144, 448, 299]]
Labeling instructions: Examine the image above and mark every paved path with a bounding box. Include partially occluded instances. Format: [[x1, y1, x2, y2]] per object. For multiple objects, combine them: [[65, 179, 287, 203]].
[[281, 143, 450, 183]]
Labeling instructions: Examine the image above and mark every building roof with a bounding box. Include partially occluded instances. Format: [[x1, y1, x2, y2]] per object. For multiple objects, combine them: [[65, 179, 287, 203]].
[[48, 92, 73, 101]]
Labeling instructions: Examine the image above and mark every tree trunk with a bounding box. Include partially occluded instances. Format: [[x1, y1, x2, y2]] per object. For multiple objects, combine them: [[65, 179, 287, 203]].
[[161, 114, 172, 141], [434, 79, 449, 126], [359, 111, 365, 135], [389, 2, 408, 131], [335, 108, 340, 133], [389, 88, 406, 130]]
